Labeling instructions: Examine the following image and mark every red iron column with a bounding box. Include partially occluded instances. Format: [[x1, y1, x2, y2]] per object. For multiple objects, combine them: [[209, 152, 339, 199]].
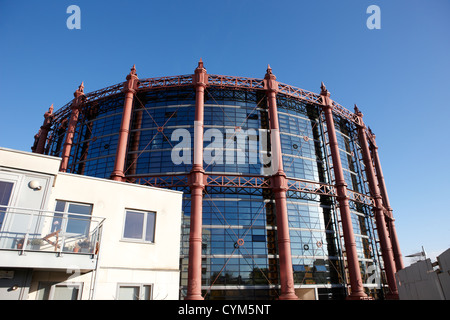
[[185, 59, 208, 300], [35, 104, 54, 154], [264, 65, 298, 300], [320, 84, 367, 300], [111, 65, 139, 181], [60, 82, 85, 172], [354, 106, 399, 299], [369, 133, 404, 271]]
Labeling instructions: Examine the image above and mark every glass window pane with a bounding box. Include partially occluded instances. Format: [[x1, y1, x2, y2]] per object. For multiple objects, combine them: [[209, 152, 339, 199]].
[[51, 212, 63, 233], [124, 211, 144, 239], [0, 181, 13, 228], [143, 285, 152, 300], [145, 212, 156, 242], [0, 181, 13, 206], [67, 203, 92, 235], [68, 203, 92, 216], [118, 286, 139, 300], [67, 218, 91, 235], [55, 200, 66, 212], [53, 285, 79, 300], [52, 201, 66, 232]]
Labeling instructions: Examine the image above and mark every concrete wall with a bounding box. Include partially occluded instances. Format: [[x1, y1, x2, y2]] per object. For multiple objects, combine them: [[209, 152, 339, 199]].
[[396, 248, 450, 300]]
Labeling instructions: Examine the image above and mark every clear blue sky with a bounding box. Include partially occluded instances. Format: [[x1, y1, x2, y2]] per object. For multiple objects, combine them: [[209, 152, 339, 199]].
[[1, 0, 449, 265]]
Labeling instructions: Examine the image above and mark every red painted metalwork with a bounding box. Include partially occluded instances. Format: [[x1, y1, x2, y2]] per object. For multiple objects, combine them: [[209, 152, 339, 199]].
[[130, 173, 378, 209], [51, 73, 363, 130], [320, 83, 368, 300], [264, 65, 298, 300], [369, 134, 404, 271], [35, 104, 54, 154], [354, 106, 399, 299], [59, 82, 85, 172], [43, 61, 402, 300], [207, 174, 270, 190], [111, 65, 139, 181], [185, 59, 208, 301], [346, 189, 375, 207]]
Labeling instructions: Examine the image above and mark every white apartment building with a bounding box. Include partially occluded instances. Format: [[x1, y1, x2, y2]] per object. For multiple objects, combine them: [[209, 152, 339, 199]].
[[0, 147, 183, 300]]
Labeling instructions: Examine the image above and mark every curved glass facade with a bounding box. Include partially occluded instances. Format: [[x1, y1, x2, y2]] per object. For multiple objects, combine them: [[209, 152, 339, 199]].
[[46, 84, 385, 300]]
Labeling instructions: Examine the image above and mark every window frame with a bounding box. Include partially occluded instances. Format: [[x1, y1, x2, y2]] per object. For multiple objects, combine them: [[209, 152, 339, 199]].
[[0, 179, 15, 231], [52, 200, 93, 237], [121, 209, 157, 244], [116, 283, 153, 300], [36, 281, 84, 300]]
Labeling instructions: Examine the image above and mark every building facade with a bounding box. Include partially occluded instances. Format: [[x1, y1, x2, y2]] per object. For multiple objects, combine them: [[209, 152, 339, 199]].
[[32, 61, 403, 300], [0, 147, 182, 300]]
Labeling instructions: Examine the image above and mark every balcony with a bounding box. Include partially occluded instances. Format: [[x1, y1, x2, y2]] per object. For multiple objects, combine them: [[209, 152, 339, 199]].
[[0, 205, 105, 272]]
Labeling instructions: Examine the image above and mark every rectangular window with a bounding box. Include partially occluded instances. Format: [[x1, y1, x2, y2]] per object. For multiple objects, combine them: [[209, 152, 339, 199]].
[[52, 200, 93, 236], [0, 181, 14, 229], [117, 284, 153, 300], [52, 284, 81, 300], [123, 210, 156, 243], [293, 265, 306, 272], [36, 282, 83, 300], [252, 235, 266, 242], [165, 111, 177, 118], [314, 265, 328, 272]]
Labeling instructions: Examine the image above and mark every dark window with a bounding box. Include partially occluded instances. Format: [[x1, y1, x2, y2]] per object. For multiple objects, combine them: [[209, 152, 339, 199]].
[[252, 235, 266, 242], [0, 181, 13, 229], [123, 210, 156, 243]]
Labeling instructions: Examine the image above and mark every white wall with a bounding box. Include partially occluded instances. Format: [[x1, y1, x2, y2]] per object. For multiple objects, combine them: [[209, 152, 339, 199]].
[[1, 147, 183, 300], [47, 172, 183, 299]]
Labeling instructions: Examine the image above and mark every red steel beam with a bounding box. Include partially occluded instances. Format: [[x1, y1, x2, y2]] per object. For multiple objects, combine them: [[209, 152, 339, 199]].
[[320, 83, 368, 300], [59, 83, 85, 172], [185, 59, 208, 301], [51, 73, 363, 130], [264, 65, 298, 300], [354, 106, 399, 299], [35, 104, 54, 154], [129, 173, 377, 208], [110, 65, 139, 181], [369, 130, 404, 271]]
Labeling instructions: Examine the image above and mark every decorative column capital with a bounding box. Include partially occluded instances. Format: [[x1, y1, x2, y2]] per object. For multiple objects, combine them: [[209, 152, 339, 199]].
[[42, 104, 54, 128], [263, 64, 278, 93], [60, 82, 85, 171], [319, 82, 333, 107], [124, 64, 139, 93], [353, 104, 365, 127], [193, 58, 208, 87], [353, 104, 363, 118], [72, 82, 86, 108]]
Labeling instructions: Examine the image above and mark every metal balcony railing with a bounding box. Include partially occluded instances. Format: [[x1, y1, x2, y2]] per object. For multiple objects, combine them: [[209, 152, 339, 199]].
[[0, 205, 105, 256]]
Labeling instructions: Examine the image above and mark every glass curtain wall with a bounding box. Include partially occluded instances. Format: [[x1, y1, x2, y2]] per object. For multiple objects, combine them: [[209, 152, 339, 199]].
[[45, 86, 384, 299]]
